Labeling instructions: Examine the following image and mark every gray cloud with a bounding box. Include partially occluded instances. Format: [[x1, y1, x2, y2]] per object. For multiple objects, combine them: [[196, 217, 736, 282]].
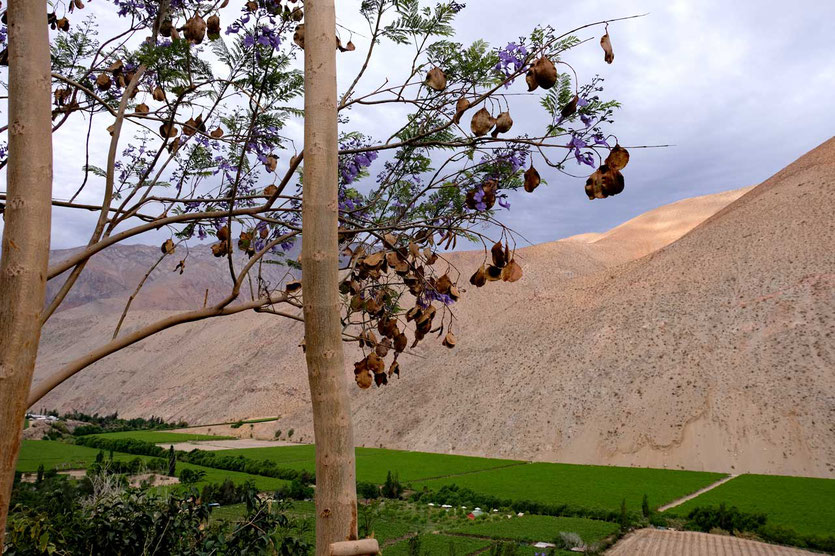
[[2, 0, 833, 249]]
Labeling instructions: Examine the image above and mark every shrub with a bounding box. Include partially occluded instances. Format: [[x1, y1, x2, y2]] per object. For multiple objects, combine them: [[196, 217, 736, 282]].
[[179, 468, 206, 485], [357, 481, 380, 500], [641, 493, 650, 518], [685, 504, 766, 534], [276, 479, 314, 501], [382, 471, 403, 499]]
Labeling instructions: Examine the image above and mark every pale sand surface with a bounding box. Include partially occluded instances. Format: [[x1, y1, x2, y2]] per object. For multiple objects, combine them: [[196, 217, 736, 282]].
[[607, 529, 819, 556], [161, 439, 308, 451], [33, 138, 835, 477]]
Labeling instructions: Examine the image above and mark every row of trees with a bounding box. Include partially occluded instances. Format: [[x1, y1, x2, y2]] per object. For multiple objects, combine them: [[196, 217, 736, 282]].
[[0, 0, 637, 551]]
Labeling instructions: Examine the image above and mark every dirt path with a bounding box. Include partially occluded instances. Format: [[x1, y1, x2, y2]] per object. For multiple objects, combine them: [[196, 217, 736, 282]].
[[606, 529, 818, 555], [657, 474, 738, 512], [159, 439, 307, 451]]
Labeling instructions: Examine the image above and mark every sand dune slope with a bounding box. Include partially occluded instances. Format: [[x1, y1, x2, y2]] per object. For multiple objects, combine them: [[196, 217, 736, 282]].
[[32, 139, 834, 477]]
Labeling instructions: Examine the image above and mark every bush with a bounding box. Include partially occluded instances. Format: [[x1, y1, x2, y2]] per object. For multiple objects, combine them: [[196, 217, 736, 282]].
[[178, 468, 206, 485], [276, 479, 314, 501], [685, 504, 766, 534], [382, 471, 403, 499], [357, 481, 380, 500]]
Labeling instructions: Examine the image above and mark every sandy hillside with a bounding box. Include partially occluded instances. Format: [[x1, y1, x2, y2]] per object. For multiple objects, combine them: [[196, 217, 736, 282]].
[[33, 139, 834, 477]]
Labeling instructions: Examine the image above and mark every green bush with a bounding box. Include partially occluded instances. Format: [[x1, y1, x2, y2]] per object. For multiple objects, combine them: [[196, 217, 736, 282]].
[[358, 481, 380, 500], [685, 504, 766, 533]]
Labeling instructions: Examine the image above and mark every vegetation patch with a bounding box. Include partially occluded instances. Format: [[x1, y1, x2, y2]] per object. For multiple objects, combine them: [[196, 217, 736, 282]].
[[414, 462, 725, 512], [384, 533, 493, 555], [447, 514, 619, 545], [669, 474, 835, 538], [90, 430, 234, 443]]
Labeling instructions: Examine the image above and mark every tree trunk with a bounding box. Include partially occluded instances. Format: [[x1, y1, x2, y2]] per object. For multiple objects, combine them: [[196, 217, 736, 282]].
[[0, 0, 54, 547], [301, 1, 359, 554]]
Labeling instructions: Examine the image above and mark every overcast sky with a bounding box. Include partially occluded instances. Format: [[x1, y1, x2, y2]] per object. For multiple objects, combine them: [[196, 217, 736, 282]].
[[2, 0, 833, 250]]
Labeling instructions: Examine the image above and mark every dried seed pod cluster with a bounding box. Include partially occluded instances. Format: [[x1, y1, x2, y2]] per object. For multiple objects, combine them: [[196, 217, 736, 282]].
[[343, 231, 463, 389], [470, 241, 523, 290], [526, 56, 557, 92], [465, 179, 498, 211], [585, 145, 630, 199]]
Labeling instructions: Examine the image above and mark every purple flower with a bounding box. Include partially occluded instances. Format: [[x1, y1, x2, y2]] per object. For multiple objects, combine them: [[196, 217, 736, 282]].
[[495, 42, 529, 86], [498, 196, 510, 210]]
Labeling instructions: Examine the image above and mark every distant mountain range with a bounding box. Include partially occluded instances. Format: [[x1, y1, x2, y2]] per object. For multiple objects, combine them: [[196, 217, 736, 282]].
[[33, 138, 835, 478]]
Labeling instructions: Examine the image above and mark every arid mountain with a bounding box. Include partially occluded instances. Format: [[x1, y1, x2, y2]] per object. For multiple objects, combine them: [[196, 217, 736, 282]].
[[33, 139, 834, 478]]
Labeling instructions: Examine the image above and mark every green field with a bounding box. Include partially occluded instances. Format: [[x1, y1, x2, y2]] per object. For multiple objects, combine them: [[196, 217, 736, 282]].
[[90, 431, 233, 443], [212, 445, 523, 484], [668, 474, 835, 537], [383, 534, 493, 555], [414, 462, 725, 512], [16, 440, 150, 472], [448, 514, 619, 544], [16, 440, 287, 491]]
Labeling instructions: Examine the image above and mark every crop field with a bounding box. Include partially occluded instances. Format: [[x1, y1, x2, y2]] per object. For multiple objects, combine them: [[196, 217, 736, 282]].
[[213, 445, 523, 483], [90, 431, 233, 443], [447, 514, 620, 545], [383, 534, 493, 555], [16, 440, 150, 472], [414, 462, 725, 512], [16, 440, 287, 491], [668, 474, 835, 537]]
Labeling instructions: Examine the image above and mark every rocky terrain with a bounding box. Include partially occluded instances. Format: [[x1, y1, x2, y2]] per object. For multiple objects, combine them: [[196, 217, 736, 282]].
[[32, 138, 835, 477]]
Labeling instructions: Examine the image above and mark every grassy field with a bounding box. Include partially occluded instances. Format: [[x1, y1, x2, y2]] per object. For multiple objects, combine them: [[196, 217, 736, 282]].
[[414, 462, 726, 512], [90, 431, 234, 443], [668, 474, 835, 537], [383, 534, 493, 555], [16, 440, 287, 491], [448, 514, 619, 544], [212, 445, 523, 484], [16, 440, 150, 472]]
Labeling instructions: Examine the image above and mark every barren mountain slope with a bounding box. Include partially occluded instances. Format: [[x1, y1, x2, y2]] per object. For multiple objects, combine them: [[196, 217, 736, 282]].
[[334, 138, 834, 477], [31, 140, 833, 477]]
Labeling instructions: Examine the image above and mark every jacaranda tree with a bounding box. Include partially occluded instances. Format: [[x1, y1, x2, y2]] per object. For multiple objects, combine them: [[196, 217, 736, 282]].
[[0, 0, 639, 551]]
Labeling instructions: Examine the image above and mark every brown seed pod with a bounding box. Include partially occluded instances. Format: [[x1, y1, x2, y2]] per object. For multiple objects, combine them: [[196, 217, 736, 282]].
[[217, 225, 230, 241], [182, 117, 198, 136], [355, 368, 373, 389], [238, 231, 254, 255], [470, 107, 495, 137], [533, 56, 557, 89], [184, 15, 206, 44], [134, 103, 149, 115], [524, 165, 541, 193], [491, 111, 513, 138], [376, 337, 392, 358], [107, 60, 124, 74], [442, 332, 457, 349], [486, 265, 503, 281], [425, 67, 447, 91], [159, 19, 173, 37], [210, 126, 224, 138], [211, 240, 229, 257], [285, 281, 303, 293], [159, 122, 179, 138], [263, 184, 278, 198], [600, 32, 614, 64], [161, 239, 175, 255], [389, 360, 401, 378], [501, 259, 523, 282], [605, 144, 630, 171], [207, 15, 221, 40], [469, 265, 487, 288], [264, 154, 278, 173], [245, 0, 257, 11], [293, 24, 305, 49], [491, 241, 507, 268], [56, 17, 70, 32], [561, 94, 579, 119], [167, 137, 181, 154], [525, 69, 538, 92], [601, 166, 625, 197], [435, 274, 453, 295], [453, 97, 470, 124], [170, 27, 181, 40], [96, 74, 112, 91], [116, 75, 127, 88], [153, 86, 166, 102], [74, 0, 85, 9], [394, 333, 408, 354]]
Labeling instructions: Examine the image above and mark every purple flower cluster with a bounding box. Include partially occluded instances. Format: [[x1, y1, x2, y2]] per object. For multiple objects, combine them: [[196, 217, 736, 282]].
[[419, 290, 455, 308], [110, 0, 183, 19], [495, 42, 528, 85], [242, 25, 282, 50], [339, 138, 379, 185], [446, 1, 466, 13], [567, 135, 595, 167], [0, 25, 7, 47]]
